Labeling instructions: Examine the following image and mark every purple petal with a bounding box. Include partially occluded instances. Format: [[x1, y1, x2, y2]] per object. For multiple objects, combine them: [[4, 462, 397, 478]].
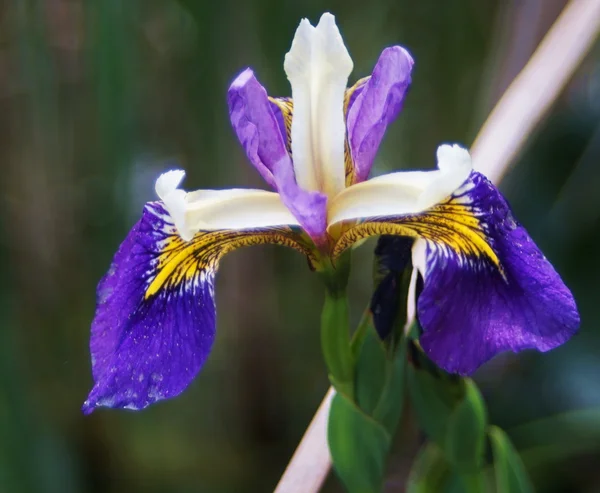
[[347, 46, 414, 183], [82, 202, 216, 413], [418, 172, 580, 375], [227, 69, 328, 242], [227, 68, 289, 189]]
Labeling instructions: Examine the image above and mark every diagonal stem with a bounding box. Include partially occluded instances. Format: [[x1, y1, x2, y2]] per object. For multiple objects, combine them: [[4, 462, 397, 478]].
[[273, 387, 336, 493], [471, 0, 600, 182], [274, 1, 600, 491]]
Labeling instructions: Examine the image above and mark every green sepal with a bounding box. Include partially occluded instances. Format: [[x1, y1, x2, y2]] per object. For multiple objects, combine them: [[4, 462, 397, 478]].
[[445, 379, 487, 472], [489, 426, 535, 493], [328, 392, 391, 493]]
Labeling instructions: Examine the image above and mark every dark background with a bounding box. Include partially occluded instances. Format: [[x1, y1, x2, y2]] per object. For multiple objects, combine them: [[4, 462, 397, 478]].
[[1, 1, 599, 492]]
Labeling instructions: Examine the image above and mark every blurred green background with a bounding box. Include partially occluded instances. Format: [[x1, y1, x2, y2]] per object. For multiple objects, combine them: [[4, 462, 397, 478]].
[[1, 0, 599, 492]]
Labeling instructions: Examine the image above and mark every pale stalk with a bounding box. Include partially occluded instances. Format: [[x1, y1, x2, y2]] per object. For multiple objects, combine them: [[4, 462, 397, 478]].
[[273, 387, 336, 493], [471, 0, 600, 182], [274, 1, 600, 491]]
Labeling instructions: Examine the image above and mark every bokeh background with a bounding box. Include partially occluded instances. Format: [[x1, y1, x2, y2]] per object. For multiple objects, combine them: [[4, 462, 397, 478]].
[[1, 1, 599, 492]]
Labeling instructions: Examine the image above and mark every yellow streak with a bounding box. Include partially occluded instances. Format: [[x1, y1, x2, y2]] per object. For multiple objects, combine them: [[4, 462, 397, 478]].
[[331, 198, 501, 270], [144, 228, 313, 299]]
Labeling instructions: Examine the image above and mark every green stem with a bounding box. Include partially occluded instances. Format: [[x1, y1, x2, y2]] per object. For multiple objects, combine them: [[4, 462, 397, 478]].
[[318, 251, 354, 399]]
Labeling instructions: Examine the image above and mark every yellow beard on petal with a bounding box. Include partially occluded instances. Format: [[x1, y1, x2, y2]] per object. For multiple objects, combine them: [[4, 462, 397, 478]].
[[145, 227, 315, 299], [331, 196, 502, 271]]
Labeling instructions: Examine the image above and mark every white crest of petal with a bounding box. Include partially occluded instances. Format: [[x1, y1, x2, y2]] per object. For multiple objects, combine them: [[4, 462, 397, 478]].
[[417, 144, 472, 210], [327, 144, 473, 226], [154, 172, 299, 242], [155, 170, 189, 239], [284, 12, 353, 198], [155, 169, 185, 198]]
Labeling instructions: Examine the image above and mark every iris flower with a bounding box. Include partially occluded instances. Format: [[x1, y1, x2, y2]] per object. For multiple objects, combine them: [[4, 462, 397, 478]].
[[83, 13, 579, 413]]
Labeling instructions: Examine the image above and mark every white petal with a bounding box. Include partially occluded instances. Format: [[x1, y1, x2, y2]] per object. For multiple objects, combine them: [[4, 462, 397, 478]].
[[284, 12, 353, 198], [417, 144, 472, 209], [184, 189, 300, 233], [327, 170, 427, 225], [328, 144, 473, 225], [154, 173, 299, 241], [155, 170, 189, 240], [155, 169, 185, 199]]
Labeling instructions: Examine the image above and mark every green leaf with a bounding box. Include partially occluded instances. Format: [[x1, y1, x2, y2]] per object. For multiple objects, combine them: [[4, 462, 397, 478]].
[[373, 339, 407, 435], [328, 392, 391, 493], [406, 442, 451, 493], [489, 426, 535, 493], [450, 471, 488, 493], [509, 407, 600, 467], [445, 379, 487, 472], [407, 343, 466, 445], [355, 325, 388, 416]]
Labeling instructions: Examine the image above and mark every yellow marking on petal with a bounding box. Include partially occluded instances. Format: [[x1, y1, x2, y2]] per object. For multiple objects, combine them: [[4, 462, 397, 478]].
[[269, 97, 294, 155], [343, 77, 370, 186], [331, 196, 501, 270], [145, 227, 314, 299]]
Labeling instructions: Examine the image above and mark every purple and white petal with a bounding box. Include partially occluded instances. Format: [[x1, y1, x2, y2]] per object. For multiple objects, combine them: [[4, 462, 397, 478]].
[[418, 172, 580, 375], [227, 69, 328, 242], [83, 203, 216, 413], [347, 46, 414, 183]]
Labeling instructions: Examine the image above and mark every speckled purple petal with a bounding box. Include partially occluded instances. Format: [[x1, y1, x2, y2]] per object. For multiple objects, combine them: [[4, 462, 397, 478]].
[[418, 172, 580, 375], [227, 69, 327, 242], [82, 202, 216, 413], [347, 46, 414, 182]]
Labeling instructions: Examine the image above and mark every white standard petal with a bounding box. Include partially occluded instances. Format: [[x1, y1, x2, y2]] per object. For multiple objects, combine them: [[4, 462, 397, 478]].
[[284, 12, 353, 198], [154, 172, 299, 241], [327, 144, 473, 226]]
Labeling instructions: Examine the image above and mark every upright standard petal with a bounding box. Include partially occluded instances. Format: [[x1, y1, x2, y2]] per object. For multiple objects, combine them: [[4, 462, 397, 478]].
[[346, 46, 413, 183], [83, 202, 312, 413], [284, 13, 353, 198], [228, 68, 290, 189], [227, 69, 328, 241]]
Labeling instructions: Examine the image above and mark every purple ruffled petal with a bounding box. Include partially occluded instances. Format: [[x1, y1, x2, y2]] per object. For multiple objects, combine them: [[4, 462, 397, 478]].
[[346, 46, 414, 183], [227, 69, 327, 242], [418, 172, 580, 375], [82, 202, 216, 413]]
